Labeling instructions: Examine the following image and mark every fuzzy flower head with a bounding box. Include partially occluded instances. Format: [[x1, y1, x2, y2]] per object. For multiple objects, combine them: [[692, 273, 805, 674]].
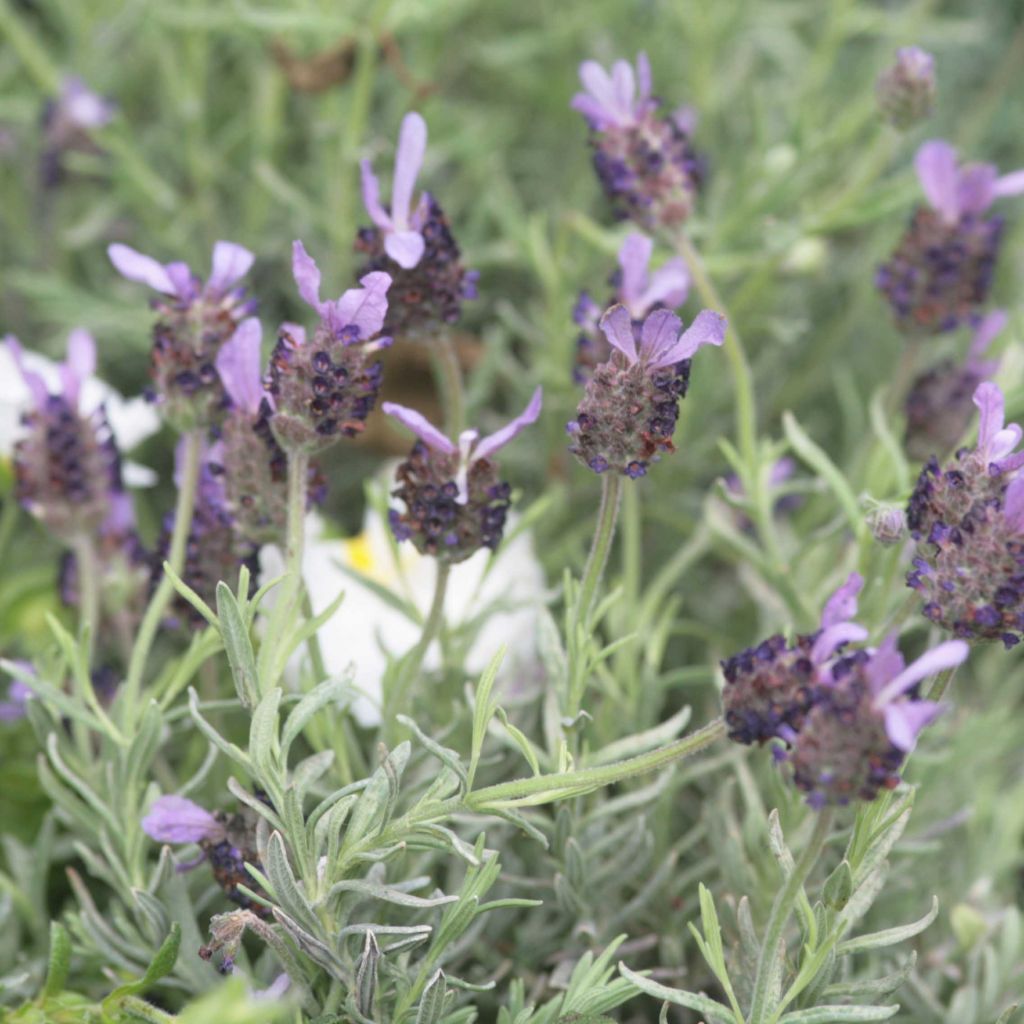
[[211, 318, 324, 545], [268, 242, 391, 453], [786, 637, 966, 808], [567, 304, 725, 477], [5, 329, 123, 539], [41, 75, 115, 187], [877, 142, 1024, 334], [572, 53, 704, 230], [876, 47, 936, 130], [383, 389, 542, 563], [722, 573, 867, 746], [904, 310, 1007, 460], [142, 796, 270, 917], [573, 233, 689, 381], [907, 381, 1024, 646], [356, 113, 477, 336], [108, 240, 255, 430]]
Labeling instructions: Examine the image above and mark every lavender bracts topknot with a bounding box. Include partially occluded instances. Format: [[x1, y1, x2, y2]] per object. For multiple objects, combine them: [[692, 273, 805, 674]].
[[6, 329, 123, 538], [383, 389, 542, 563], [268, 242, 392, 453], [108, 240, 256, 430], [355, 113, 477, 336], [877, 141, 1024, 334], [567, 304, 725, 477], [572, 53, 705, 230]]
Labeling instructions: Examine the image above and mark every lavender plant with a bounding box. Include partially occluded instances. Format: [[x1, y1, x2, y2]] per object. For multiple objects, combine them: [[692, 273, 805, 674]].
[[1, 5, 1023, 1024]]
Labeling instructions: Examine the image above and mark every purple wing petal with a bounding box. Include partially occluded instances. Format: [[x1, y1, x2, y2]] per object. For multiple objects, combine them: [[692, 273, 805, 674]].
[[617, 233, 653, 311], [955, 163, 998, 217], [973, 381, 1005, 460], [291, 240, 324, 313], [649, 309, 726, 369], [360, 158, 392, 230], [968, 309, 1008, 361], [993, 168, 1024, 198], [208, 241, 254, 294], [216, 317, 264, 414], [874, 639, 969, 705], [578, 60, 617, 117], [599, 304, 638, 364], [141, 795, 225, 844], [3, 335, 48, 405], [883, 700, 945, 752], [1003, 475, 1024, 533], [636, 52, 652, 100], [820, 571, 864, 629], [639, 308, 683, 365], [61, 328, 97, 407], [473, 386, 543, 462], [332, 271, 392, 338], [384, 229, 426, 270], [571, 93, 614, 128], [636, 257, 690, 315], [914, 140, 960, 222], [610, 59, 636, 120], [811, 622, 869, 666], [391, 112, 428, 229], [865, 633, 906, 696], [108, 243, 177, 295], [382, 401, 456, 453]]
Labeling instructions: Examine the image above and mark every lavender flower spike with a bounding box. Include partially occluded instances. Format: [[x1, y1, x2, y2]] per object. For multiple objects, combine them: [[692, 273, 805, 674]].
[[383, 389, 542, 563], [361, 112, 429, 269], [142, 795, 227, 844]]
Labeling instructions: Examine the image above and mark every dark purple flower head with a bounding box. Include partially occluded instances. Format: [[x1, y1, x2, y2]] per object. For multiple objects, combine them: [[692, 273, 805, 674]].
[[268, 242, 391, 453], [142, 795, 227, 844], [877, 142, 1024, 335], [876, 47, 936, 130], [573, 53, 705, 229], [574, 232, 689, 380], [722, 573, 866, 746], [567, 304, 724, 477], [40, 75, 115, 187], [383, 389, 542, 563], [786, 637, 965, 808], [5, 329, 122, 539], [211, 319, 324, 544], [356, 114, 476, 336], [904, 310, 1007, 459], [108, 241, 256, 430]]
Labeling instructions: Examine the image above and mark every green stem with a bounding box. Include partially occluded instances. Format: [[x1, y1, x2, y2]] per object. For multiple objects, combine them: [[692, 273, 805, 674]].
[[672, 229, 757, 471], [72, 534, 101, 667], [749, 809, 834, 1024], [432, 330, 465, 436], [121, 430, 202, 726], [383, 562, 451, 743], [467, 718, 726, 810], [576, 473, 623, 627]]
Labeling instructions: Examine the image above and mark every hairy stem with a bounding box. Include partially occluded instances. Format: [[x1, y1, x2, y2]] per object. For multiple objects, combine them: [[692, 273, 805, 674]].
[[121, 430, 202, 726], [577, 472, 623, 628]]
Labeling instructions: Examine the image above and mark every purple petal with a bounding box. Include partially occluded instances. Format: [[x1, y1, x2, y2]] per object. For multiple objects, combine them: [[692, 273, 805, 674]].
[[108, 244, 177, 295], [473, 386, 543, 462], [360, 159, 392, 230], [599, 304, 638, 364], [578, 60, 618, 120], [874, 639, 968, 705], [384, 230, 426, 270], [61, 76, 115, 128], [617, 233, 653, 311], [639, 308, 684, 365], [207, 241, 254, 295], [610, 59, 636, 120], [391, 112, 427, 229], [973, 381, 1005, 460], [768, 457, 796, 486], [993, 169, 1024, 198], [636, 52, 652, 99], [382, 402, 456, 454], [811, 622, 869, 666], [649, 309, 726, 369], [216, 317, 264, 414], [332, 271, 391, 338], [915, 140, 960, 223], [883, 700, 945, 752], [280, 321, 308, 348], [955, 163, 998, 217], [1003, 475, 1024, 533], [968, 309, 1008, 362], [820, 572, 864, 629], [61, 328, 97, 407], [165, 262, 195, 299], [291, 240, 324, 313], [141, 795, 226, 844], [4, 336, 48, 405], [570, 93, 614, 129], [635, 257, 690, 316], [865, 634, 906, 696]]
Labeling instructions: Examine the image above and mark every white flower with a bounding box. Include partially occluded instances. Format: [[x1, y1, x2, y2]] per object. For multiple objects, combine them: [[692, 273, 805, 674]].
[[260, 477, 547, 727], [0, 337, 160, 486]]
